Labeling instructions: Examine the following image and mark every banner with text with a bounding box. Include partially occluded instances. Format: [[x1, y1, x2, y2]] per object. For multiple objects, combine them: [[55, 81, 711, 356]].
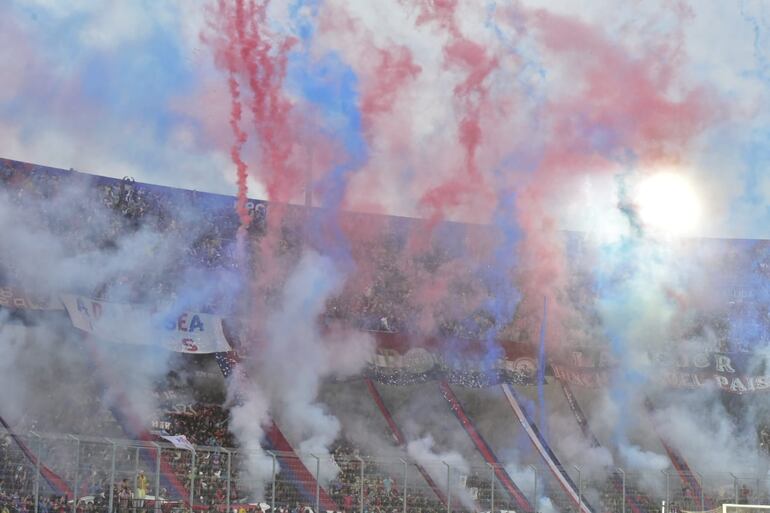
[[550, 348, 770, 395], [61, 294, 231, 354], [367, 347, 770, 394], [0, 286, 63, 310]]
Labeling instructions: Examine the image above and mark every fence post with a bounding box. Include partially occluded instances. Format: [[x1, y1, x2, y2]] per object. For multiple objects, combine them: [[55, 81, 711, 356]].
[[529, 464, 538, 511], [488, 463, 495, 513], [133, 446, 140, 513], [31, 432, 41, 513], [443, 462, 451, 513], [696, 472, 704, 512], [108, 440, 117, 513], [224, 449, 231, 513], [617, 468, 626, 513], [189, 449, 196, 513], [134, 447, 140, 498], [69, 435, 81, 513], [573, 465, 582, 513], [355, 456, 364, 513], [152, 443, 161, 513], [729, 473, 737, 504], [269, 451, 276, 513], [399, 459, 407, 513], [311, 454, 320, 513]]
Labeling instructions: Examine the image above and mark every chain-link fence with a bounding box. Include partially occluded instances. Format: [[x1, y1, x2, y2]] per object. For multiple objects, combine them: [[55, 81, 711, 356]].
[[3, 431, 770, 513]]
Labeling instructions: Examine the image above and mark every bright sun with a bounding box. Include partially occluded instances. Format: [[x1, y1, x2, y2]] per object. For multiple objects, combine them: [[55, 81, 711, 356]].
[[634, 171, 701, 235]]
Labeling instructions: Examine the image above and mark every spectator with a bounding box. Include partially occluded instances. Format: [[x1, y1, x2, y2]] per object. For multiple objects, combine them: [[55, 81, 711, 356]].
[[118, 479, 133, 513], [383, 476, 393, 495], [136, 470, 148, 510], [343, 493, 354, 513]]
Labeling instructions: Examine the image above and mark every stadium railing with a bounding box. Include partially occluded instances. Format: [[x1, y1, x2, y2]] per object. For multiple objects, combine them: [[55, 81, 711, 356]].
[[4, 431, 770, 513]]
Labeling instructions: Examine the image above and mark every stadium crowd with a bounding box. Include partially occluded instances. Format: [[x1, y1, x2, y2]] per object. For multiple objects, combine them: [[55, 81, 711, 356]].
[[0, 160, 514, 343], [2, 162, 770, 513]]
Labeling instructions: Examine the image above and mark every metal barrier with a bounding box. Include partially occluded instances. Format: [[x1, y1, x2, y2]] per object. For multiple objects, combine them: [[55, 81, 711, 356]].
[[3, 431, 770, 513]]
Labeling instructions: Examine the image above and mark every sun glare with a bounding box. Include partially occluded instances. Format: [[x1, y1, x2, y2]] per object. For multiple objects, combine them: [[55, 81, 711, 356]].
[[635, 171, 701, 236]]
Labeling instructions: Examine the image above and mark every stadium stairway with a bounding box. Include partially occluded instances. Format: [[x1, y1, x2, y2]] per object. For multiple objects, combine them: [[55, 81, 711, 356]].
[[0, 414, 73, 497], [438, 381, 534, 512], [644, 397, 715, 511], [444, 383, 583, 513], [502, 383, 597, 513], [558, 379, 649, 513], [364, 378, 449, 507], [263, 421, 339, 512]]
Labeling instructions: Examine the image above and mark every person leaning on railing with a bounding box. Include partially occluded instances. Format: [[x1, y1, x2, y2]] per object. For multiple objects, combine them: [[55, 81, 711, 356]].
[[136, 471, 148, 511]]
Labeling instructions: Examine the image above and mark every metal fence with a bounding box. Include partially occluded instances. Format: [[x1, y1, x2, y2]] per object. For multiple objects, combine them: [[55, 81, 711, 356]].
[[2, 431, 770, 513]]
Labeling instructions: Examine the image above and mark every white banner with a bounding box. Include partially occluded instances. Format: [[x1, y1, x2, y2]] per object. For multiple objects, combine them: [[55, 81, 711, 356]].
[[60, 295, 231, 354], [161, 434, 195, 451]]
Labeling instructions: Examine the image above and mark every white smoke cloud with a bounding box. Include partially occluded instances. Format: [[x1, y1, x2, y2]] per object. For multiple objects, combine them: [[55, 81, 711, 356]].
[[225, 372, 274, 497], [617, 444, 670, 494], [3, 1, 770, 508], [0, 183, 192, 433], [229, 250, 375, 490], [549, 410, 614, 480], [407, 435, 476, 510]]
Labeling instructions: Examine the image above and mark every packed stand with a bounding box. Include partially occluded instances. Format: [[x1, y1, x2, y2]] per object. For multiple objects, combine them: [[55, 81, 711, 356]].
[[0, 435, 34, 513], [326, 438, 446, 513], [0, 159, 518, 345]]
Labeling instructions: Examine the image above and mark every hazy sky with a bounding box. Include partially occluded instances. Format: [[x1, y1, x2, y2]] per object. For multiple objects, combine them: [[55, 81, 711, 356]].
[[1, 0, 768, 238]]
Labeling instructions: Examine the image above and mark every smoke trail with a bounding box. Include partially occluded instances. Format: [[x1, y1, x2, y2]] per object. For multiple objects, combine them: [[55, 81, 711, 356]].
[[206, 0, 299, 243], [260, 250, 374, 481], [228, 1, 251, 234], [414, 0, 498, 223], [203, 0, 253, 257], [205, 2, 376, 491], [213, 0, 298, 207]]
